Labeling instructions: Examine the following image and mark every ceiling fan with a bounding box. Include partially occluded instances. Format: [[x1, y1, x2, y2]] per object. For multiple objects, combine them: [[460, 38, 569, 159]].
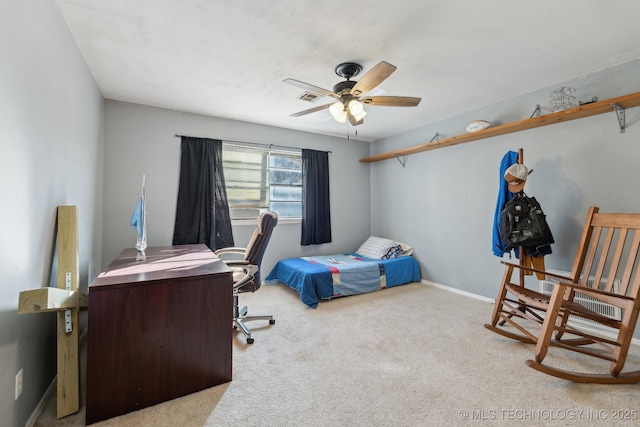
[[284, 61, 421, 126]]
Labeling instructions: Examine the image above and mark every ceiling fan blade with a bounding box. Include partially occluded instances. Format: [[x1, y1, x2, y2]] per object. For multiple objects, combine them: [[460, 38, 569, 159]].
[[283, 78, 339, 99], [361, 96, 421, 107], [350, 61, 397, 96], [290, 103, 332, 117]]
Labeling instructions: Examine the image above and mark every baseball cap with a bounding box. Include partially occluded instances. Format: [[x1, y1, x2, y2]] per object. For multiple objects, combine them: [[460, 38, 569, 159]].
[[504, 163, 529, 193]]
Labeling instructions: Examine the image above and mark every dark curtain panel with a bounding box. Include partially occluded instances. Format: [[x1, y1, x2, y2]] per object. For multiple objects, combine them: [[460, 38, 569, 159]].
[[172, 137, 234, 250], [301, 149, 331, 245]]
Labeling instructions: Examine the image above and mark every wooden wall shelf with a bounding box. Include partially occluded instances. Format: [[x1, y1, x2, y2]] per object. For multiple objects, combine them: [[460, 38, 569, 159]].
[[359, 91, 640, 163]]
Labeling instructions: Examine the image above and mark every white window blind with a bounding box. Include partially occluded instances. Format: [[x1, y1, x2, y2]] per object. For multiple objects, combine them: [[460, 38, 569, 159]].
[[222, 142, 302, 219]]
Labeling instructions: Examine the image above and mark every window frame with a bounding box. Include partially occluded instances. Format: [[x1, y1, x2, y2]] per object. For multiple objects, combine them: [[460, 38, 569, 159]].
[[222, 142, 302, 222]]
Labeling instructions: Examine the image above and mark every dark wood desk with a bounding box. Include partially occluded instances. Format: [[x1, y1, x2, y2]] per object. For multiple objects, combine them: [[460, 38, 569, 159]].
[[86, 244, 233, 424]]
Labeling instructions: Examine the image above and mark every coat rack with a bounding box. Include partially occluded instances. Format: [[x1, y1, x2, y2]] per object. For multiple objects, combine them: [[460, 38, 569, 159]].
[[516, 148, 526, 286]]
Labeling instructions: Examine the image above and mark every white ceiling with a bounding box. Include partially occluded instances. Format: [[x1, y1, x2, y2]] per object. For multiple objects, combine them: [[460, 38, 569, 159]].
[[54, 0, 640, 142]]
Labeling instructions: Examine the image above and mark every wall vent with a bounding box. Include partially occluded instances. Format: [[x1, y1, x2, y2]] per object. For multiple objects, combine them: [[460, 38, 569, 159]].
[[298, 91, 322, 102], [539, 270, 622, 328]]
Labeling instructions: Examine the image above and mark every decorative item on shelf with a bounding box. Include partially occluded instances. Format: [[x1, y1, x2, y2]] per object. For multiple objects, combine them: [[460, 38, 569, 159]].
[[466, 120, 491, 133], [549, 86, 577, 112]]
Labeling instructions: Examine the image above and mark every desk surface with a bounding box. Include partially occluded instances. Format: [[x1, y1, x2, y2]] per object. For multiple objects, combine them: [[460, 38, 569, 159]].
[[91, 244, 231, 289]]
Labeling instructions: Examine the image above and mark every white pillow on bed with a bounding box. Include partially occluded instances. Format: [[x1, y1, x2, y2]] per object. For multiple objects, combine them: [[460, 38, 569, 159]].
[[356, 236, 402, 259], [398, 242, 413, 256]]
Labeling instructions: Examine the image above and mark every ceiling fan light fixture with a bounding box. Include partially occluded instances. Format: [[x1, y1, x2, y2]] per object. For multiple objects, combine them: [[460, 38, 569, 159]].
[[329, 101, 345, 118], [348, 100, 364, 115], [353, 109, 367, 121], [334, 110, 347, 123]]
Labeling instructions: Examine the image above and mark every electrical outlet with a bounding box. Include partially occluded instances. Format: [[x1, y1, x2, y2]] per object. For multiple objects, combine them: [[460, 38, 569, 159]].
[[15, 369, 23, 400]]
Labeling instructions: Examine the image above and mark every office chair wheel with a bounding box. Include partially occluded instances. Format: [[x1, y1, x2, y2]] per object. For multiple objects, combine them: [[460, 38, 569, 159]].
[[246, 337, 255, 344], [269, 319, 276, 324]]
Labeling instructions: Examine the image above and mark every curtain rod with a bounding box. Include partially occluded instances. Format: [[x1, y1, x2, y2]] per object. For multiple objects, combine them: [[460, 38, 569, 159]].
[[174, 134, 331, 153]]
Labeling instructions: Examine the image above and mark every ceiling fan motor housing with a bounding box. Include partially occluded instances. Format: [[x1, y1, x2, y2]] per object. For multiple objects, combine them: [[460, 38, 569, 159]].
[[334, 62, 361, 95], [333, 80, 357, 95]]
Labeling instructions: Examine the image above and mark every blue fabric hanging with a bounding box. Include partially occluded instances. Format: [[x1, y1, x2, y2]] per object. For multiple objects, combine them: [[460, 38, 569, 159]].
[[130, 197, 144, 236], [492, 151, 519, 257]]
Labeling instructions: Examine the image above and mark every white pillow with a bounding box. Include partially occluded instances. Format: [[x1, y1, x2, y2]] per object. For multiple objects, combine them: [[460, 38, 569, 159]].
[[356, 236, 400, 259], [398, 242, 413, 256]]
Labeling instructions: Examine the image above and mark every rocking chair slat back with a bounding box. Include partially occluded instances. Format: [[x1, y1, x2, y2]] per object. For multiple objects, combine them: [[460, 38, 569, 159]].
[[582, 215, 640, 298], [619, 230, 640, 297]]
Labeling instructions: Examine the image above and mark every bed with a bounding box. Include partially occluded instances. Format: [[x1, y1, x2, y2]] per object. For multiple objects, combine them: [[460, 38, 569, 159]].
[[265, 236, 421, 308]]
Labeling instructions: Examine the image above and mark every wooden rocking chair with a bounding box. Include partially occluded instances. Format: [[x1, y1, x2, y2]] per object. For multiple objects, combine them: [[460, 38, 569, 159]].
[[485, 206, 640, 383]]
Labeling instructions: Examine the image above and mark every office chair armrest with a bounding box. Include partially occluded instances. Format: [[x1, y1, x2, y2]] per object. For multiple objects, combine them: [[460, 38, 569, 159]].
[[233, 264, 259, 290], [215, 248, 248, 265], [224, 260, 250, 267], [215, 247, 247, 256]]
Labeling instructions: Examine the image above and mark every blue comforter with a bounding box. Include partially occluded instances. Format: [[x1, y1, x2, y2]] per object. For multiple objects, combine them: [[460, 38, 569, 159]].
[[265, 253, 421, 308]]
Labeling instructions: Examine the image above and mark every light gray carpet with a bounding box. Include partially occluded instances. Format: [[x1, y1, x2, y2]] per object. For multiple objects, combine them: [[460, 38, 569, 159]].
[[34, 282, 640, 426]]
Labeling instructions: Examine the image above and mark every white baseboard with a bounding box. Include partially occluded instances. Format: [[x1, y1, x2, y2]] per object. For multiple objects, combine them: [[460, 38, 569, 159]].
[[421, 279, 495, 304], [423, 280, 640, 347], [25, 378, 56, 427]]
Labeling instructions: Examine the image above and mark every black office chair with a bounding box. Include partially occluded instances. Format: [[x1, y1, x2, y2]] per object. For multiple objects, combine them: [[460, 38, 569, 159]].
[[215, 211, 278, 344]]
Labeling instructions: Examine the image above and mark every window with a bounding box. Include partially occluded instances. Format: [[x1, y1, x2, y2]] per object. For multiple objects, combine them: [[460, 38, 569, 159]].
[[222, 142, 302, 220]]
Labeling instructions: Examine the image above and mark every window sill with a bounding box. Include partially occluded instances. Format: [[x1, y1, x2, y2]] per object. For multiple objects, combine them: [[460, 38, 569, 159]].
[[232, 217, 301, 226]]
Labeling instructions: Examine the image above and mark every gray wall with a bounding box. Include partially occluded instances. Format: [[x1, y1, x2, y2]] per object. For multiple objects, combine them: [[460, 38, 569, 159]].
[[4, 1, 640, 424], [102, 101, 372, 275], [0, 1, 104, 426], [370, 59, 640, 302]]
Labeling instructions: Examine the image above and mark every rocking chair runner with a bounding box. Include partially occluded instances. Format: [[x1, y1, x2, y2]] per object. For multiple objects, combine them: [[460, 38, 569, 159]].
[[485, 206, 640, 383]]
